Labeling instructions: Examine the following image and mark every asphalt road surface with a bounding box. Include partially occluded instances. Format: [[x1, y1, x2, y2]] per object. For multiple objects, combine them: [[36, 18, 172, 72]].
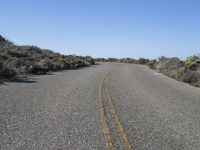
[[1, 63, 200, 150]]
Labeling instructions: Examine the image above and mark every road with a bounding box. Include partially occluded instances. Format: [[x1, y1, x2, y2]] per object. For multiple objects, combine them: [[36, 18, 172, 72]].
[[1, 63, 200, 150]]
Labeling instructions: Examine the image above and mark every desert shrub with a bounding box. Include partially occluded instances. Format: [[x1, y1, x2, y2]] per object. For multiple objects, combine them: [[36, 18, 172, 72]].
[[181, 70, 200, 85], [0, 67, 16, 78], [0, 54, 9, 60], [184, 55, 200, 70], [3, 57, 20, 68], [158, 56, 169, 62], [38, 58, 54, 70], [77, 60, 85, 67], [95, 58, 109, 62], [0, 35, 95, 78], [108, 58, 118, 62], [119, 58, 138, 63], [152, 55, 200, 86], [176, 56, 200, 85], [148, 59, 157, 69], [69, 60, 81, 68], [177, 66, 187, 79], [0, 61, 2, 73], [84, 61, 91, 66], [138, 58, 149, 64], [83, 56, 95, 65], [52, 62, 62, 70], [53, 57, 70, 70], [28, 62, 49, 74], [7, 49, 29, 58], [0, 35, 6, 42], [156, 57, 184, 71], [166, 57, 184, 70], [186, 55, 199, 64]]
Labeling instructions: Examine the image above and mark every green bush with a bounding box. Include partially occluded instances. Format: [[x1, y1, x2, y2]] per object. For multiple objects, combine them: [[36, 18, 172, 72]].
[[185, 55, 200, 70], [177, 66, 187, 79]]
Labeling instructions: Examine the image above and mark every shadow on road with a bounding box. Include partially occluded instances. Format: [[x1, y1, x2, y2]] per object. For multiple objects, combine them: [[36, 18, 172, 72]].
[[0, 76, 37, 85], [0, 71, 57, 85], [0, 64, 99, 85]]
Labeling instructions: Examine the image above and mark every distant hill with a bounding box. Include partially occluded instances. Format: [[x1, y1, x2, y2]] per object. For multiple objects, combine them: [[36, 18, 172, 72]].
[[0, 35, 94, 79]]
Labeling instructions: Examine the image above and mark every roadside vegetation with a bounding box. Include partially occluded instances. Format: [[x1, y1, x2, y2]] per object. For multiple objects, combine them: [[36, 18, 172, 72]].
[[95, 56, 200, 87], [149, 56, 200, 87], [0, 35, 94, 80], [1, 34, 199, 87]]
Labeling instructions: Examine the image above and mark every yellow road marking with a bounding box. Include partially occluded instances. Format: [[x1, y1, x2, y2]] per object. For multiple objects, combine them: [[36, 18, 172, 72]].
[[105, 75, 132, 150], [99, 79, 115, 150]]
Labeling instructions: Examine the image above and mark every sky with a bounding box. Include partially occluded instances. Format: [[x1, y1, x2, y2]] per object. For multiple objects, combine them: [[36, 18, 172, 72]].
[[0, 0, 200, 59]]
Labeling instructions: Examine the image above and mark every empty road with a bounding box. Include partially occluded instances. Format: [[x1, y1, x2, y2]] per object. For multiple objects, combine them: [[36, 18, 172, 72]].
[[1, 63, 200, 150]]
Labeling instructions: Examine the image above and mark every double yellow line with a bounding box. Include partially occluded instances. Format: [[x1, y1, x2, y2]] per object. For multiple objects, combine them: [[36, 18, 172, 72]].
[[99, 72, 132, 150], [99, 78, 115, 150]]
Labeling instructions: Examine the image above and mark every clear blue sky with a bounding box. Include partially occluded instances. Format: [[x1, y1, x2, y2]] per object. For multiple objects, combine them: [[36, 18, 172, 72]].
[[0, 0, 200, 59]]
